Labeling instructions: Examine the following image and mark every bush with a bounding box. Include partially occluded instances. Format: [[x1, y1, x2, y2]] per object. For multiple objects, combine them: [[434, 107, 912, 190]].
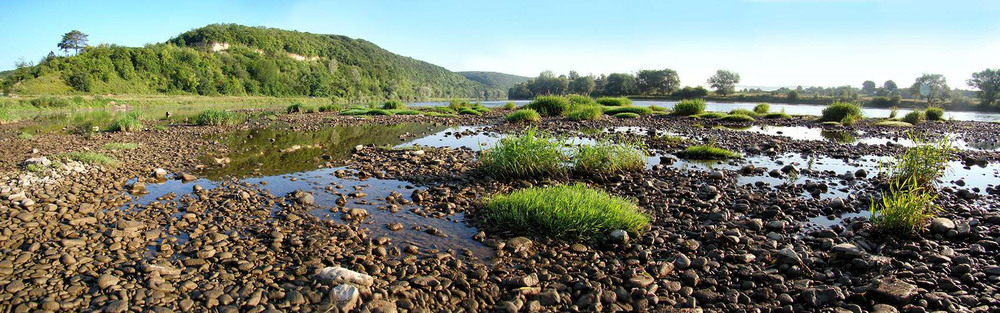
[[319, 104, 343, 112], [195, 109, 242, 126], [674, 86, 709, 99], [567, 95, 597, 106], [66, 70, 93, 92], [60, 151, 116, 165], [720, 114, 756, 123], [526, 96, 570, 116], [382, 100, 406, 110], [820, 102, 862, 122], [506, 109, 541, 123], [728, 108, 757, 116], [679, 145, 740, 160], [574, 140, 646, 176], [103, 142, 139, 151], [479, 129, 567, 179], [286, 103, 318, 114], [596, 97, 632, 106], [871, 177, 940, 233], [614, 112, 640, 119], [902, 110, 925, 125], [503, 102, 516, 110], [882, 134, 952, 187], [458, 108, 482, 116], [869, 96, 902, 107], [673, 99, 706, 116], [753, 103, 770, 114], [925, 107, 944, 121], [108, 112, 142, 132], [566, 106, 602, 121], [604, 106, 651, 115], [481, 184, 650, 239]]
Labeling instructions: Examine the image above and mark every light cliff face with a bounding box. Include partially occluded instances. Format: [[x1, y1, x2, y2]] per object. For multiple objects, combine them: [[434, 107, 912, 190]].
[[209, 42, 319, 61]]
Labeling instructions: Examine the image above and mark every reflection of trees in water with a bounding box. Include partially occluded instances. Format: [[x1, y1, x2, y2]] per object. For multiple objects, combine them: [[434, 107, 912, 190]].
[[201, 123, 447, 179], [820, 130, 857, 144]]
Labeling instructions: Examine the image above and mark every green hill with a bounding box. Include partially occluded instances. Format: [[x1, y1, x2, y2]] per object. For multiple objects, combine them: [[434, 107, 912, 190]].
[[458, 71, 531, 95], [1, 24, 498, 102]]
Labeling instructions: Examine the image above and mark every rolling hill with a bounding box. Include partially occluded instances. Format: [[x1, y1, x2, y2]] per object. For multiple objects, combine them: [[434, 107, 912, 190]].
[[1, 24, 509, 101], [457, 71, 531, 96]]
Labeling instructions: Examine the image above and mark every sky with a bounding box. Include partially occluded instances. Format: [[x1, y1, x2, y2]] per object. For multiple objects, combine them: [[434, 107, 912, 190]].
[[1, 0, 998, 89]]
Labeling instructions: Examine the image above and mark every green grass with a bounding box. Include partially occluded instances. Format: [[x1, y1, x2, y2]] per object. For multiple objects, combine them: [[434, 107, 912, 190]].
[[902, 110, 925, 125], [613, 112, 640, 119], [567, 95, 598, 106], [194, 109, 243, 126], [0, 108, 18, 124], [479, 129, 567, 179], [874, 120, 912, 127], [840, 114, 858, 126], [566, 106, 602, 121], [319, 104, 343, 112], [649, 105, 667, 112], [525, 96, 570, 116], [481, 184, 650, 239], [506, 109, 541, 123], [286, 103, 318, 114], [763, 112, 791, 119], [673, 99, 706, 116], [382, 100, 406, 110], [753, 103, 770, 114], [503, 102, 517, 110], [18, 132, 34, 140], [103, 142, 139, 151], [719, 114, 756, 123], [882, 134, 952, 187], [693, 112, 727, 119], [573, 140, 646, 176], [340, 108, 393, 116], [604, 106, 651, 115], [728, 108, 758, 116], [59, 151, 117, 165], [820, 102, 862, 122], [596, 97, 632, 106], [389, 109, 422, 115], [458, 107, 482, 115], [871, 177, 940, 234], [925, 107, 944, 121], [680, 144, 741, 160], [107, 112, 142, 132]]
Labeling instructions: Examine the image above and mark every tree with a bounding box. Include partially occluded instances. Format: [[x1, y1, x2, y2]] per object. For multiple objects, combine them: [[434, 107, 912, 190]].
[[707, 70, 740, 95], [968, 69, 1000, 107], [58, 30, 89, 55], [603, 73, 638, 96], [636, 69, 680, 95], [568, 75, 595, 95], [882, 80, 898, 96], [861, 80, 877, 95], [910, 74, 949, 105]]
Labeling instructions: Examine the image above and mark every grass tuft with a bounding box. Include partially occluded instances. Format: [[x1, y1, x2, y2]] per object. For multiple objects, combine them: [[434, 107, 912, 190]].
[[382, 100, 406, 110], [871, 177, 940, 233], [103, 142, 139, 151], [286, 103, 318, 114], [503, 102, 517, 110], [673, 99, 706, 116], [728, 108, 758, 117], [596, 97, 632, 106], [680, 144, 741, 160], [479, 129, 567, 179], [693, 112, 727, 119], [458, 108, 482, 115], [882, 134, 952, 187], [573, 140, 646, 176], [763, 112, 791, 119], [566, 106, 602, 121], [875, 120, 912, 127], [902, 110, 925, 125], [525, 96, 570, 116], [604, 106, 651, 115], [613, 112, 640, 119], [59, 151, 117, 165], [506, 109, 541, 123], [720, 114, 756, 123], [107, 112, 142, 132], [753, 103, 770, 114], [319, 104, 343, 112], [820, 102, 862, 122], [195, 109, 243, 126], [925, 107, 944, 121], [481, 184, 650, 239]]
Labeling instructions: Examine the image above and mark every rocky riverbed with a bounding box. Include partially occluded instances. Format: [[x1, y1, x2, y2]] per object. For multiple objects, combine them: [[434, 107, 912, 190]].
[[2, 109, 999, 312]]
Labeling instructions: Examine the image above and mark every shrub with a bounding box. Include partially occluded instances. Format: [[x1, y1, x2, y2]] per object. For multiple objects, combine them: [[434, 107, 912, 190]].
[[925, 107, 944, 121], [481, 184, 650, 238], [673, 99, 706, 116], [103, 142, 139, 151], [503, 102, 517, 110], [753, 103, 770, 114], [458, 108, 482, 116], [526, 96, 570, 116], [60, 151, 116, 165], [574, 140, 646, 176], [286, 103, 318, 114], [480, 129, 567, 179], [693, 112, 727, 119], [596, 97, 632, 106], [506, 109, 541, 123], [820, 102, 862, 122], [679, 145, 741, 159], [604, 106, 651, 115], [448, 98, 469, 111], [728, 108, 758, 116], [195, 109, 242, 126], [614, 112, 640, 119], [319, 104, 343, 112], [720, 114, 756, 123], [566, 106, 602, 121], [382, 100, 406, 110], [902, 110, 925, 125], [869, 96, 902, 107], [567, 95, 597, 106], [871, 177, 940, 233], [882, 134, 952, 187], [107, 112, 142, 132]]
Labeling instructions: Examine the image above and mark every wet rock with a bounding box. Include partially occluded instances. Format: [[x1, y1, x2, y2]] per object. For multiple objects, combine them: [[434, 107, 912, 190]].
[[316, 267, 374, 288], [538, 289, 561, 306], [930, 218, 955, 234], [129, 181, 147, 194], [179, 173, 197, 182], [828, 197, 845, 210], [831, 243, 864, 258], [708, 171, 725, 180], [570, 243, 588, 253], [295, 192, 315, 205], [152, 168, 168, 180], [386, 222, 403, 231], [504, 273, 539, 288]]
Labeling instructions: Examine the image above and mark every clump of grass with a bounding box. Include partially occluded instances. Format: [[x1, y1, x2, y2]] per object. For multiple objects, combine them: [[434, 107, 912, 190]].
[[481, 184, 650, 239], [649, 105, 667, 112], [390, 109, 422, 115], [567, 95, 597, 106], [680, 144, 741, 160], [763, 111, 791, 119], [319, 104, 343, 112], [479, 129, 567, 179], [820, 102, 862, 122], [526, 96, 570, 116], [753, 103, 770, 114], [604, 106, 651, 115], [566, 106, 602, 121], [720, 114, 756, 123], [107, 112, 142, 132], [925, 107, 944, 121], [871, 177, 940, 233], [503, 102, 517, 110], [902, 110, 925, 125], [693, 112, 727, 119], [0, 108, 18, 124], [103, 142, 139, 151], [459, 108, 482, 115], [613, 112, 640, 119], [889, 106, 899, 119], [18, 132, 34, 140], [506, 109, 541, 124], [382, 100, 406, 110], [340, 108, 393, 116], [286, 103, 318, 114], [729, 108, 758, 116], [882, 134, 952, 187], [195, 109, 242, 126], [573, 140, 646, 176], [875, 120, 912, 127], [673, 99, 706, 116], [596, 97, 632, 106], [840, 114, 859, 126], [60, 151, 117, 165]]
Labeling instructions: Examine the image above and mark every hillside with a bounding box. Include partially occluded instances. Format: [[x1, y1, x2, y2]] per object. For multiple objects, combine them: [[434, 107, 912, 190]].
[[457, 71, 531, 97], [1, 24, 499, 101]]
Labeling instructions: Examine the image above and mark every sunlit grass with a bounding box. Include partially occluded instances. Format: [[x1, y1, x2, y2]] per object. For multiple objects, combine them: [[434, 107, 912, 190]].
[[881, 134, 952, 187], [195, 109, 243, 126], [103, 142, 139, 151], [573, 139, 646, 176], [59, 151, 117, 165], [506, 109, 541, 123], [680, 144, 741, 160], [871, 177, 940, 233], [479, 129, 567, 179]]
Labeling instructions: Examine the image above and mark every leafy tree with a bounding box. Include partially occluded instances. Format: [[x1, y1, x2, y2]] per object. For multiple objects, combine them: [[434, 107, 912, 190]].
[[602, 73, 638, 96], [861, 80, 877, 95], [66, 70, 92, 92], [58, 30, 89, 55], [673, 86, 708, 99], [787, 90, 799, 101], [529, 71, 568, 95], [636, 69, 680, 95], [881, 80, 898, 96], [508, 83, 533, 99], [568, 75, 595, 95], [707, 70, 740, 95], [968, 69, 1000, 107], [910, 74, 950, 105]]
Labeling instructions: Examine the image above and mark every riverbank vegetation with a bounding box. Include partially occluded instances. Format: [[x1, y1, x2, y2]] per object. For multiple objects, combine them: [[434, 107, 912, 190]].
[[482, 184, 649, 239]]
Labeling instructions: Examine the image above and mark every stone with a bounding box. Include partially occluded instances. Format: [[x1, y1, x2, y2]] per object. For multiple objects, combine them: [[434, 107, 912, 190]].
[[870, 279, 917, 305], [152, 168, 168, 180], [98, 274, 120, 289], [570, 243, 588, 253], [506, 237, 533, 253], [129, 181, 147, 194], [24, 157, 51, 167], [296, 192, 315, 205], [329, 284, 360, 312], [831, 243, 864, 258], [930, 218, 955, 234], [539, 289, 561, 306], [777, 247, 802, 265], [708, 171, 725, 180], [610, 229, 629, 244], [828, 197, 845, 210], [316, 267, 374, 288], [179, 173, 198, 182], [800, 286, 845, 307], [362, 299, 398, 313], [104, 300, 128, 313]]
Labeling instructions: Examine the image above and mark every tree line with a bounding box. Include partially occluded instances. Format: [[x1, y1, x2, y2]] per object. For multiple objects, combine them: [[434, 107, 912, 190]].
[[508, 69, 739, 99]]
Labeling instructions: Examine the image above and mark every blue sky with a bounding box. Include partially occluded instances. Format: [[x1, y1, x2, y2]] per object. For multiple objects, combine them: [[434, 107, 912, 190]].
[[1, 0, 998, 88]]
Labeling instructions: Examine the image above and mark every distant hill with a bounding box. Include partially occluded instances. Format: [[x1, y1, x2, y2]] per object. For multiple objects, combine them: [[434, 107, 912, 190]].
[[1, 24, 505, 101], [458, 71, 531, 93]]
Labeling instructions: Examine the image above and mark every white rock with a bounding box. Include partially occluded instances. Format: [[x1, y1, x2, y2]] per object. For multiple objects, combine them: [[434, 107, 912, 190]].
[[24, 157, 52, 167], [330, 284, 361, 312], [152, 168, 168, 180], [316, 267, 374, 288]]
